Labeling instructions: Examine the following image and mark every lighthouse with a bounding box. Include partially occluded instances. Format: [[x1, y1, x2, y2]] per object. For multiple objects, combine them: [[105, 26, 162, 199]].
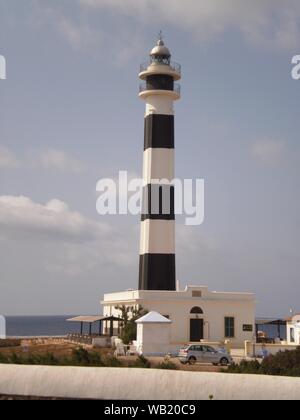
[[102, 37, 256, 349], [138, 35, 181, 291]]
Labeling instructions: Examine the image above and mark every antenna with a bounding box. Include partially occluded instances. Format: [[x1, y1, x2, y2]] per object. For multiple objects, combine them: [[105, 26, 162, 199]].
[[158, 30, 164, 44]]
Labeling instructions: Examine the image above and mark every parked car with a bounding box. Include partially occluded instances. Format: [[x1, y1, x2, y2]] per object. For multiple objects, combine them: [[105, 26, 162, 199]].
[[178, 345, 233, 366]]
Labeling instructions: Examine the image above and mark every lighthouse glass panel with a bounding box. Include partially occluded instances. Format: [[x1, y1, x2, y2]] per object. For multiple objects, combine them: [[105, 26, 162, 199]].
[[150, 55, 171, 65]]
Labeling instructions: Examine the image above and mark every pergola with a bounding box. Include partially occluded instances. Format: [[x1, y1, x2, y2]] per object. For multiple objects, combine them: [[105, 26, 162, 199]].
[[256, 318, 287, 341], [67, 315, 123, 337]]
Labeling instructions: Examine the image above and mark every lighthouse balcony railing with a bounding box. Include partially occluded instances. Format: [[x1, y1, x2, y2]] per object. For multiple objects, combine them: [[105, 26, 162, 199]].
[[139, 82, 181, 96], [140, 61, 181, 75]]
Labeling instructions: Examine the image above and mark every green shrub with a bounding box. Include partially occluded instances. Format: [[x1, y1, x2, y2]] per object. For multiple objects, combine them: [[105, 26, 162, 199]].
[[0, 349, 105, 367], [226, 360, 261, 375], [10, 353, 23, 365], [104, 356, 123, 368], [121, 322, 137, 345], [132, 355, 151, 369], [71, 348, 91, 365], [115, 305, 148, 345], [261, 347, 300, 377], [156, 361, 178, 370], [71, 348, 104, 367], [0, 353, 9, 363], [226, 348, 300, 377]]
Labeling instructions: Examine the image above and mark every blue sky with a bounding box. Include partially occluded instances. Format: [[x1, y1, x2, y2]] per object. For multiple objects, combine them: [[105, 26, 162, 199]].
[[0, 0, 299, 316]]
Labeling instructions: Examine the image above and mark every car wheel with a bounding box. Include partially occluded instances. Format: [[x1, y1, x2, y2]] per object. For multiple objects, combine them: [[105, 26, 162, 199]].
[[188, 356, 197, 365], [220, 358, 229, 367]]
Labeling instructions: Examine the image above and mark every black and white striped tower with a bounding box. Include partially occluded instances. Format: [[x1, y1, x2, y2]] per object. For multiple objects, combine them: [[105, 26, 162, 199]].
[[138, 35, 181, 291]]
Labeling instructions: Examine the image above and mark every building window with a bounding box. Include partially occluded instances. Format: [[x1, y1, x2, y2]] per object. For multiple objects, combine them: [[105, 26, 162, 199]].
[[290, 328, 295, 343], [225, 317, 235, 338], [190, 307, 203, 315], [192, 291, 202, 298]]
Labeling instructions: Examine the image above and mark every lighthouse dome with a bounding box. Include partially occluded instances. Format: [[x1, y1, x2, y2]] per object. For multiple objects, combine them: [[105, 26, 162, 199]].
[[150, 40, 171, 58]]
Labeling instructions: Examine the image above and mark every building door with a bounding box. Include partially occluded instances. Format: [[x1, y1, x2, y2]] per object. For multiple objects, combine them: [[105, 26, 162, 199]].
[[190, 319, 204, 342]]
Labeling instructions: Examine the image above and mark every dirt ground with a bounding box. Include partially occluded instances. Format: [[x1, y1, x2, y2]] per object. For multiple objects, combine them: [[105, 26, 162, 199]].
[[0, 340, 111, 358], [119, 355, 223, 372], [0, 339, 224, 372]]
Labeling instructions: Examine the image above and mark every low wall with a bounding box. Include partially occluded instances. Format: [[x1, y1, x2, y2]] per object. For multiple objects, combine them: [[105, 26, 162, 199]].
[[92, 337, 111, 348], [0, 365, 300, 400], [168, 342, 224, 356], [245, 342, 299, 358]]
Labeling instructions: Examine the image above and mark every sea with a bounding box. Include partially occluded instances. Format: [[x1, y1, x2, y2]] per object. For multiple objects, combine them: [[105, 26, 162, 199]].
[[4, 316, 287, 340], [5, 316, 82, 338]]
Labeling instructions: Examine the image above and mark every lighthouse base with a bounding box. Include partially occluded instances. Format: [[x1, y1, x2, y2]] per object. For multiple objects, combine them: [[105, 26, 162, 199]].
[[139, 254, 176, 291]]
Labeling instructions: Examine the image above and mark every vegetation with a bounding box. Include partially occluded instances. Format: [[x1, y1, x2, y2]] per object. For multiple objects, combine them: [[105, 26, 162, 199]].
[[156, 360, 178, 370], [129, 355, 178, 370], [0, 348, 177, 370], [0, 348, 121, 368], [226, 348, 300, 377], [115, 305, 148, 345], [132, 355, 152, 369]]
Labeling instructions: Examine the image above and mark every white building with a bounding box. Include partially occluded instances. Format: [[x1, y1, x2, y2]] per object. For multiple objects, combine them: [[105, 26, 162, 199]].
[[287, 314, 300, 345], [102, 286, 255, 349], [135, 311, 172, 355]]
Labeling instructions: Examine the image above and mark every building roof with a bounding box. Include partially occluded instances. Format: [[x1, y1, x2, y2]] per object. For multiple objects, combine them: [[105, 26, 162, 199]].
[[256, 318, 287, 326], [67, 316, 122, 324], [102, 287, 255, 306], [136, 311, 172, 324]]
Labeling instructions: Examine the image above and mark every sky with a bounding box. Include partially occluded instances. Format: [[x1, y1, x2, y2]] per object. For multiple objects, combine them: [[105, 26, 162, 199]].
[[0, 0, 299, 317]]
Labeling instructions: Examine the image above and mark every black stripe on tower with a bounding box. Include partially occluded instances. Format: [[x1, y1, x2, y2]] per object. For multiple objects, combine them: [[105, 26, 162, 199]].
[[139, 254, 176, 291], [141, 184, 175, 221], [144, 114, 174, 150], [146, 75, 174, 91]]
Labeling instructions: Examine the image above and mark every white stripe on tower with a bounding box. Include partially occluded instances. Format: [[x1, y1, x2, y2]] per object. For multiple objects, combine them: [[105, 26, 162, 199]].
[[143, 149, 174, 183], [138, 35, 181, 291]]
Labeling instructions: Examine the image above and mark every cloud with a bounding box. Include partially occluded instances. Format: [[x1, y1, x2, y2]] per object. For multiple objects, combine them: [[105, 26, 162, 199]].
[[30, 3, 104, 52], [36, 149, 86, 173], [79, 0, 300, 50], [0, 146, 87, 173], [0, 146, 19, 169], [252, 139, 286, 165], [32, 2, 145, 62], [0, 195, 137, 278], [0, 196, 110, 243], [56, 15, 103, 52]]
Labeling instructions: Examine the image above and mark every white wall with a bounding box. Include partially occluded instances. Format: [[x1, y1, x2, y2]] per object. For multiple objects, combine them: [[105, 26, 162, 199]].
[[1, 365, 300, 400], [245, 342, 299, 357], [287, 324, 300, 345], [138, 298, 255, 348], [137, 323, 171, 355]]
